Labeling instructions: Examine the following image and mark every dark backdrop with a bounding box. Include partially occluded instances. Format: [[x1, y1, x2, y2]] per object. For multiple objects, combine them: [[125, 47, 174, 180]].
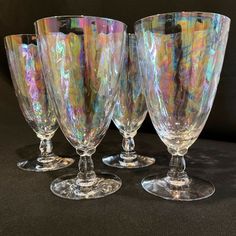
[[1, 0, 236, 141]]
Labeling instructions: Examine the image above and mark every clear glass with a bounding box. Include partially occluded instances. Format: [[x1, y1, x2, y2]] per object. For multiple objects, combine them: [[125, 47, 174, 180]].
[[35, 16, 127, 199], [135, 12, 230, 201], [4, 34, 74, 172], [103, 33, 155, 168]]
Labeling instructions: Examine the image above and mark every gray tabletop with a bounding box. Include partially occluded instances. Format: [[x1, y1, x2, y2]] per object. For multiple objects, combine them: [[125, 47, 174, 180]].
[[0, 74, 236, 236]]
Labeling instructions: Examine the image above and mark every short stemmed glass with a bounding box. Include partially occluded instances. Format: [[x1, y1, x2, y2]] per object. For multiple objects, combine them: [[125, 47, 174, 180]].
[[4, 34, 74, 172], [135, 12, 230, 201], [103, 33, 155, 168], [35, 16, 127, 199]]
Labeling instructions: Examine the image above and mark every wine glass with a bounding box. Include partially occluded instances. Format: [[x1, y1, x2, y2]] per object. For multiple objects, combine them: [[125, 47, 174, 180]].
[[103, 33, 155, 168], [4, 34, 74, 172], [135, 12, 230, 201], [35, 16, 127, 200]]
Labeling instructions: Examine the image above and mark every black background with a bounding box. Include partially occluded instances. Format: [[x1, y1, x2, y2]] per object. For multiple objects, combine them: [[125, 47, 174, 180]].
[[1, 0, 236, 141]]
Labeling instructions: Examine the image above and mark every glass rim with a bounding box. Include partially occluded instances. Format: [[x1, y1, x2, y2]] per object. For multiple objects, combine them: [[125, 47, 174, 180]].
[[134, 11, 231, 26], [34, 15, 128, 28], [4, 33, 36, 41]]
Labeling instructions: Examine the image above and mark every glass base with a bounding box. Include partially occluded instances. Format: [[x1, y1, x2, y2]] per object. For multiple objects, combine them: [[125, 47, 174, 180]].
[[102, 154, 155, 169], [142, 174, 215, 201], [17, 155, 74, 172], [50, 172, 122, 200]]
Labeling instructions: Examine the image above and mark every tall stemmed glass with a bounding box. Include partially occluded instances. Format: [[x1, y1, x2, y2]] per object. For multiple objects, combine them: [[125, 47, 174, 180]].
[[35, 16, 127, 199], [135, 12, 230, 201], [103, 33, 155, 168], [4, 34, 74, 172]]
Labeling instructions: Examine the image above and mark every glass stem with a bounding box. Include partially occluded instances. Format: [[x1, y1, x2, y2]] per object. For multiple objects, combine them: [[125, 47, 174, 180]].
[[122, 136, 135, 152], [76, 149, 97, 187], [167, 155, 190, 186], [120, 134, 137, 162], [37, 138, 54, 163]]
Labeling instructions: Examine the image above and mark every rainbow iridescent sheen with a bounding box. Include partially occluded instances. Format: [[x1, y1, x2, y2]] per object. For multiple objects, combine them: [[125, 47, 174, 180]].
[[135, 12, 230, 201], [36, 16, 126, 150], [4, 34, 57, 138], [35, 16, 127, 199], [135, 12, 230, 152], [102, 34, 155, 169], [113, 34, 147, 136]]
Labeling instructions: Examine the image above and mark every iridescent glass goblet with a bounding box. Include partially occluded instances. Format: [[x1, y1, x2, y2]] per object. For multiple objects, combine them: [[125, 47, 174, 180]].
[[103, 33, 155, 168], [4, 34, 74, 172], [35, 16, 127, 200], [135, 12, 230, 201]]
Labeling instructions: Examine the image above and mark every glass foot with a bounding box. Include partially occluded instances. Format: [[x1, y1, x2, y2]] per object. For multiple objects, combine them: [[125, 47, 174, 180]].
[[142, 174, 215, 201], [17, 155, 74, 172], [50, 172, 122, 200], [102, 154, 155, 169]]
